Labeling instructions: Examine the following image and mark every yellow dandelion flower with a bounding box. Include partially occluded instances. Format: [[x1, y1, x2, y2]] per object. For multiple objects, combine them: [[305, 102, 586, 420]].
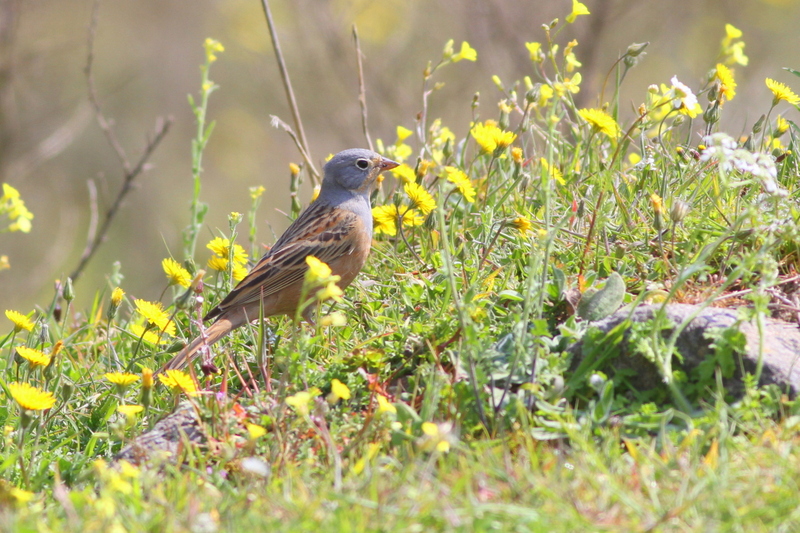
[[715, 64, 736, 102], [511, 147, 524, 164], [159, 369, 198, 396], [8, 382, 56, 411], [330, 379, 351, 401], [5, 310, 34, 332], [650, 193, 663, 215], [391, 164, 417, 184], [206, 237, 248, 264], [540, 158, 565, 186], [162, 258, 192, 288], [207, 255, 228, 272], [117, 405, 144, 417], [142, 368, 154, 389], [232, 263, 248, 281], [452, 41, 477, 62], [400, 208, 426, 227], [404, 182, 436, 215], [566, 0, 590, 23], [766, 78, 800, 106], [130, 324, 169, 345], [511, 216, 532, 236], [372, 205, 398, 236], [444, 167, 476, 203], [111, 287, 125, 306], [775, 115, 789, 135], [134, 299, 176, 336], [471, 120, 517, 154], [15, 347, 50, 367], [105, 372, 140, 386], [577, 108, 621, 138], [306, 256, 333, 280]]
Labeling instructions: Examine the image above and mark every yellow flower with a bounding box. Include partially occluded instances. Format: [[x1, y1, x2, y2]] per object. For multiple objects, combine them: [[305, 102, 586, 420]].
[[117, 405, 144, 417], [566, 0, 590, 23], [650, 193, 664, 215], [376, 394, 396, 414], [373, 205, 399, 236], [232, 263, 248, 281], [0, 255, 8, 271], [142, 368, 154, 389], [766, 78, 800, 106], [417, 159, 436, 177], [330, 379, 351, 401], [537, 84, 554, 107], [391, 164, 416, 184], [316, 282, 344, 303], [134, 299, 176, 336], [305, 255, 333, 280], [130, 324, 169, 345], [396, 125, 413, 142], [775, 115, 789, 135], [451, 41, 477, 62], [553, 73, 582, 98], [511, 216, 532, 236], [444, 167, 476, 203], [159, 369, 198, 396], [420, 422, 451, 453], [111, 287, 125, 306], [721, 24, 748, 66], [15, 346, 50, 367], [249, 185, 265, 200], [207, 255, 228, 272], [724, 23, 742, 41], [471, 120, 517, 154], [285, 390, 318, 416], [203, 38, 224, 62], [206, 237, 248, 264], [9, 487, 35, 504], [667, 76, 701, 118], [564, 39, 581, 72], [577, 108, 621, 138], [714, 64, 736, 102], [105, 372, 140, 386], [404, 182, 436, 215], [8, 382, 56, 411], [525, 42, 542, 62], [246, 423, 267, 439], [162, 258, 192, 288], [5, 310, 34, 332], [540, 158, 565, 186]]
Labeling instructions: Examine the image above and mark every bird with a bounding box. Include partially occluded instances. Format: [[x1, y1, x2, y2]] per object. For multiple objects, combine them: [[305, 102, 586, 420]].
[[160, 148, 398, 372]]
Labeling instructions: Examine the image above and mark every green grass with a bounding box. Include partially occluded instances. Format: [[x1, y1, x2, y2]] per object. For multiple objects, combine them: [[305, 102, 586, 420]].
[[3, 7, 800, 531]]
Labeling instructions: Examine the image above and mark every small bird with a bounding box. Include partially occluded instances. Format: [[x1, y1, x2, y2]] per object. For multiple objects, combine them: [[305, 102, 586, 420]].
[[160, 149, 398, 372]]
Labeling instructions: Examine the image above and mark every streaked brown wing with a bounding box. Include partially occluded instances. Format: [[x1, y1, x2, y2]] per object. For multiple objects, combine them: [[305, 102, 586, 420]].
[[204, 202, 360, 320]]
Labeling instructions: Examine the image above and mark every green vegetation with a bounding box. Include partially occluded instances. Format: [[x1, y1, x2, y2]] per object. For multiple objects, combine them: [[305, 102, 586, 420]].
[[3, 3, 800, 531]]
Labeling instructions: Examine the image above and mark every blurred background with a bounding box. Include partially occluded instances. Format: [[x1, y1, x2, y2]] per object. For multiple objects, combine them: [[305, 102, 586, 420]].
[[1, 0, 799, 314]]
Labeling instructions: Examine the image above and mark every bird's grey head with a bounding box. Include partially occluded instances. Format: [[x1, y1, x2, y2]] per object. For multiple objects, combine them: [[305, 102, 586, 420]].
[[322, 148, 399, 194]]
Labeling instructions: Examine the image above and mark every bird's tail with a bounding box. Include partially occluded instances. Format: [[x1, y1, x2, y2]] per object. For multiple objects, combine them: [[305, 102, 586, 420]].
[[158, 317, 236, 373]]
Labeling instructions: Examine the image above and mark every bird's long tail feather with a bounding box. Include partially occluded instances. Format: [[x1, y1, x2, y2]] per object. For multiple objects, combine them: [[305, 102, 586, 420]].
[[158, 317, 236, 373]]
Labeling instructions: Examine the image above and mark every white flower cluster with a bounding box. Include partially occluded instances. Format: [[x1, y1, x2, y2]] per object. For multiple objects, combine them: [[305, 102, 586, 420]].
[[699, 133, 784, 196]]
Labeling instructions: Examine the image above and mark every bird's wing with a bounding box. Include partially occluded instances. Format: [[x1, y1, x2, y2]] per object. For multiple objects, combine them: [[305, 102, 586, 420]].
[[204, 202, 361, 320]]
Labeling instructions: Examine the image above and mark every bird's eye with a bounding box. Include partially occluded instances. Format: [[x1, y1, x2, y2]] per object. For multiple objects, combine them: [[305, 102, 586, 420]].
[[355, 158, 370, 170]]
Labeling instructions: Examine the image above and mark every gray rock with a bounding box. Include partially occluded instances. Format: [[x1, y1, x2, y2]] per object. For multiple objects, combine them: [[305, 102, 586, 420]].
[[570, 303, 800, 396]]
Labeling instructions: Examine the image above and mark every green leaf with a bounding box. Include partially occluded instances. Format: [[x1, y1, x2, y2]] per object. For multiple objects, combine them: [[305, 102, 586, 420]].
[[577, 272, 626, 322]]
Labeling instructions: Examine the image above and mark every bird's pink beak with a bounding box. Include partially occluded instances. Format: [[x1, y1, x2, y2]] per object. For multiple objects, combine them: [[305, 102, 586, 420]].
[[378, 158, 399, 171]]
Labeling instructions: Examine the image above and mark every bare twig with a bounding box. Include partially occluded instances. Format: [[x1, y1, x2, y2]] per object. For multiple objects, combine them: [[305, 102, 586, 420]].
[[352, 25, 373, 151], [260, 0, 319, 184], [70, 0, 173, 282]]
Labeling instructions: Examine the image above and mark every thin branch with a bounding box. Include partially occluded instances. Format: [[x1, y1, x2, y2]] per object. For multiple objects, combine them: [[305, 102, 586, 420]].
[[270, 115, 315, 171], [352, 25, 373, 151], [260, 0, 319, 184], [71, 0, 173, 282]]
